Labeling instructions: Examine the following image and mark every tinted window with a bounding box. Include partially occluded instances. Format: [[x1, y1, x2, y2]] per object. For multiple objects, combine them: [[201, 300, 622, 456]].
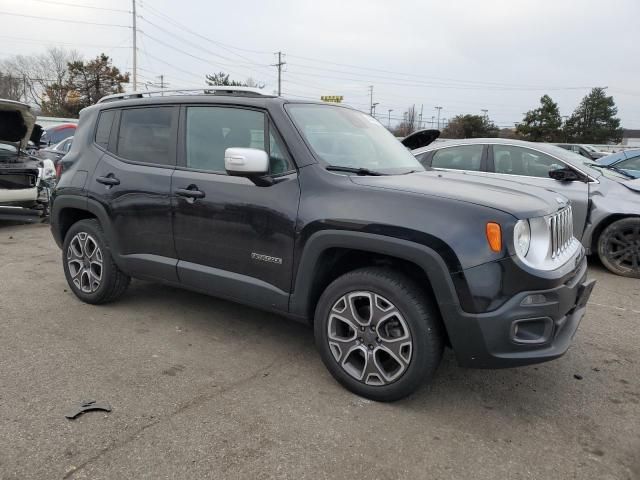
[[95, 110, 116, 148], [432, 145, 483, 171], [117, 107, 175, 165], [493, 145, 564, 177], [269, 130, 293, 174], [617, 155, 640, 170], [186, 107, 265, 173]]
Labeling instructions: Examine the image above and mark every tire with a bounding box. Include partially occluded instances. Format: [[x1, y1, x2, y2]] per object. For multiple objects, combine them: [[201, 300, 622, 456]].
[[62, 219, 131, 304], [597, 217, 640, 278], [314, 267, 444, 402]]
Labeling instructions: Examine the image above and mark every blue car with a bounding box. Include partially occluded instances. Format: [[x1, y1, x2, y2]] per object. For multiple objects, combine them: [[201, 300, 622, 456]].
[[597, 148, 640, 178]]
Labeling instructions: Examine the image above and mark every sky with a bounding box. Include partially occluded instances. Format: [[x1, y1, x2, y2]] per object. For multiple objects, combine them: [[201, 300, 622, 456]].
[[1, 0, 639, 128]]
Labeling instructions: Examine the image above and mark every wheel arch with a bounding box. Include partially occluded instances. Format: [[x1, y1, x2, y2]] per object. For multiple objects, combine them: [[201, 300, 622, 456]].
[[51, 196, 116, 252], [590, 213, 640, 253], [289, 231, 461, 340]]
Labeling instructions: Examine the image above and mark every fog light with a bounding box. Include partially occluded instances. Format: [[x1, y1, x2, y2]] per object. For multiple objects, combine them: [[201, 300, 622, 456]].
[[511, 317, 553, 344], [521, 294, 548, 306]]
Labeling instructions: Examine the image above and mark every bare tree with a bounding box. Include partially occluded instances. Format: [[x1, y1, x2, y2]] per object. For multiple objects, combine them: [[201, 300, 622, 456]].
[[1, 48, 80, 110], [0, 71, 22, 100], [394, 105, 418, 137]]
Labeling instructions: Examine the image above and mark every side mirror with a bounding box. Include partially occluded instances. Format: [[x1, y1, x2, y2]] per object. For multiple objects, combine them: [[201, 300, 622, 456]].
[[549, 167, 580, 182], [224, 147, 271, 186]]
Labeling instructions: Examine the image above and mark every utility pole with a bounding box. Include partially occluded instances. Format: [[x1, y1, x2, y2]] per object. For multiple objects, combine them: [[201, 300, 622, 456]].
[[368, 85, 374, 115], [22, 74, 27, 103], [387, 109, 393, 128], [419, 104, 424, 129], [372, 102, 379, 117], [435, 106, 442, 129], [272, 52, 286, 96], [132, 0, 137, 91], [481, 109, 488, 121], [430, 115, 435, 128]]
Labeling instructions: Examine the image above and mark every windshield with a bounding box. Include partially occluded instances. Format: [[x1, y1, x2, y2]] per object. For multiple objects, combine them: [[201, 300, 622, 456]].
[[286, 104, 423, 173]]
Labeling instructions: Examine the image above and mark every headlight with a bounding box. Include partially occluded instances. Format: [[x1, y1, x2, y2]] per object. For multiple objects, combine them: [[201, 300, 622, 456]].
[[514, 219, 531, 258]]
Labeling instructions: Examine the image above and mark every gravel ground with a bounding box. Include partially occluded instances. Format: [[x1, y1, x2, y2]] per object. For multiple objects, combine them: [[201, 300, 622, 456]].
[[0, 222, 638, 480]]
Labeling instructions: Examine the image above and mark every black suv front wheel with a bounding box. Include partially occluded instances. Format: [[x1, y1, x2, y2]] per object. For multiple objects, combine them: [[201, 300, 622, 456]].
[[314, 267, 444, 402], [62, 219, 131, 304]]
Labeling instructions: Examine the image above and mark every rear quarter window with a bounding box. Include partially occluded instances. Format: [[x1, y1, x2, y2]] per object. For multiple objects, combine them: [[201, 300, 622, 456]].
[[95, 110, 116, 149]]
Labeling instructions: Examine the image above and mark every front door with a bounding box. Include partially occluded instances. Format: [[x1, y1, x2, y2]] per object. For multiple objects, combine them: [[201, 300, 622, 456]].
[[171, 105, 300, 311], [487, 144, 589, 237]]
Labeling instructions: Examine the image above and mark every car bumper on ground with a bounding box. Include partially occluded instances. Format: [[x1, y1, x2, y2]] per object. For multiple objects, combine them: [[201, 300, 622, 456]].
[[443, 256, 595, 368], [0, 206, 45, 223]]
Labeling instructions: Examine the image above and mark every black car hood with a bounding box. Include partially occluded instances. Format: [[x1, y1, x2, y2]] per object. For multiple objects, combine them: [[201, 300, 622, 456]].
[[351, 170, 569, 219], [400, 129, 440, 150]]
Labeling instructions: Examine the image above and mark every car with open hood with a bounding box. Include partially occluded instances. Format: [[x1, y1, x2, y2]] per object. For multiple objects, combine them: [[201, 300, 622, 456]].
[[411, 136, 640, 278], [0, 99, 56, 221]]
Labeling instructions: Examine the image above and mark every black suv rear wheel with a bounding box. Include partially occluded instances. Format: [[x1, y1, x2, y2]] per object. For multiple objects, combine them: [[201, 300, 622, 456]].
[[62, 219, 130, 304], [314, 267, 444, 402], [597, 217, 640, 278]]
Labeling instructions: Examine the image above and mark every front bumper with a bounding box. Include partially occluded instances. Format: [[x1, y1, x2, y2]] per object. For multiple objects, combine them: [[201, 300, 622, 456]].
[[442, 256, 594, 368]]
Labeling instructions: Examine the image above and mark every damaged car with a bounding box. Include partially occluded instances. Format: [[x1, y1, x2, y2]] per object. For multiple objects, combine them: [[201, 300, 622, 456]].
[[409, 135, 640, 278], [0, 99, 56, 222]]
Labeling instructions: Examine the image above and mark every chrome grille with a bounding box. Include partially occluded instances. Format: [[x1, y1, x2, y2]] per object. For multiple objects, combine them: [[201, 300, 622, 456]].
[[549, 206, 573, 258]]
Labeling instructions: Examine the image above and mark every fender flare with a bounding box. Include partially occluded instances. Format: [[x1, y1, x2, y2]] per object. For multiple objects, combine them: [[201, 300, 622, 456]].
[[288, 230, 462, 320], [50, 195, 118, 254]]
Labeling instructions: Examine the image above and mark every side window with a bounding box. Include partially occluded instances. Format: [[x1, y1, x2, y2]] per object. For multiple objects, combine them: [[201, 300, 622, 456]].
[[493, 145, 564, 178], [117, 107, 175, 165], [269, 129, 293, 175], [618, 155, 640, 170], [432, 145, 483, 171], [186, 106, 265, 173], [95, 110, 116, 149]]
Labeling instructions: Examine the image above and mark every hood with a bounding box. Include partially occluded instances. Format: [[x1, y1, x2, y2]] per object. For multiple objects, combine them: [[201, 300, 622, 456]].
[[400, 129, 440, 150], [350, 170, 569, 219], [0, 99, 36, 151], [622, 178, 640, 193]]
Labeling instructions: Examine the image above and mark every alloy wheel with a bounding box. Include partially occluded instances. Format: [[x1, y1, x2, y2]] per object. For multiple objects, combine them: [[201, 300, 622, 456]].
[[327, 291, 413, 386], [66, 232, 103, 293], [605, 224, 640, 272]]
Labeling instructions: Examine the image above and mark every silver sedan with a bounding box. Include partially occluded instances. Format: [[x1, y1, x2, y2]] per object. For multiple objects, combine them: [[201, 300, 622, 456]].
[[412, 138, 640, 278]]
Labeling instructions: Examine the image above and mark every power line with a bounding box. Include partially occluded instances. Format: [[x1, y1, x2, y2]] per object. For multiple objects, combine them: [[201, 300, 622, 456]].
[[0, 11, 131, 27], [138, 1, 272, 56], [0, 35, 129, 49], [24, 0, 130, 13]]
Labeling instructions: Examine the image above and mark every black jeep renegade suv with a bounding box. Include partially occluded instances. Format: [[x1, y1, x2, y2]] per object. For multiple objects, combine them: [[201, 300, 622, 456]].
[[50, 88, 595, 401]]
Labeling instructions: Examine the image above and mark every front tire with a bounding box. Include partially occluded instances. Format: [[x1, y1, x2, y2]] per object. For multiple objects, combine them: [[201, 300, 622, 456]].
[[62, 219, 131, 304], [314, 267, 444, 402], [597, 218, 640, 278]]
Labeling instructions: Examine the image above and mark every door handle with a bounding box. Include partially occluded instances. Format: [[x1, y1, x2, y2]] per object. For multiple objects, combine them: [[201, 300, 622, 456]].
[[96, 175, 120, 186], [175, 187, 205, 199]]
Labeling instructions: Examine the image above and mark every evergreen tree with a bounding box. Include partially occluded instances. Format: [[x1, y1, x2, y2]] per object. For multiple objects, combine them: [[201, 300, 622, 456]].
[[516, 95, 562, 141], [564, 87, 622, 143]]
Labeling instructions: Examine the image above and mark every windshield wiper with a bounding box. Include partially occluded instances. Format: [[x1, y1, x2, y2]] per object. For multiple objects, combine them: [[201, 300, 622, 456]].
[[588, 163, 636, 178], [325, 165, 386, 176]]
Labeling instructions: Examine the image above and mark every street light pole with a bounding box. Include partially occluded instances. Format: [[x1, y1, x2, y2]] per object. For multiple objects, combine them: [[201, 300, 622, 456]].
[[435, 106, 442, 129], [387, 109, 393, 128]]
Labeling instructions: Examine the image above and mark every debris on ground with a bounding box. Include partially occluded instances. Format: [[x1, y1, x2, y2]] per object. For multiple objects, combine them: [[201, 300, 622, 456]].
[[65, 400, 112, 420]]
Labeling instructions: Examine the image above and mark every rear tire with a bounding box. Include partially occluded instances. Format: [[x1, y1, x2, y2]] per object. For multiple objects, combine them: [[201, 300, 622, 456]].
[[62, 219, 130, 304], [314, 267, 444, 402], [597, 218, 640, 278]]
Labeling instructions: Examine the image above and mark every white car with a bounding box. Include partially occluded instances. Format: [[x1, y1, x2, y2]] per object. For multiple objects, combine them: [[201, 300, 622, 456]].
[[0, 99, 56, 221]]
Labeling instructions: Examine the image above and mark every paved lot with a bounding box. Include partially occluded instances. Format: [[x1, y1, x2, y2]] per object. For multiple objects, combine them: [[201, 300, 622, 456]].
[[0, 222, 639, 480]]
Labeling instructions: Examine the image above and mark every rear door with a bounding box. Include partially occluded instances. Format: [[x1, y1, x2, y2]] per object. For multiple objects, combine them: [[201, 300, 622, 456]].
[[89, 105, 179, 281], [486, 143, 589, 237]]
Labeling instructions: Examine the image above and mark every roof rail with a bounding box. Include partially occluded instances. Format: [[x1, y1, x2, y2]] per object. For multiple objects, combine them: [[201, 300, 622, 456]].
[[97, 87, 271, 104]]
